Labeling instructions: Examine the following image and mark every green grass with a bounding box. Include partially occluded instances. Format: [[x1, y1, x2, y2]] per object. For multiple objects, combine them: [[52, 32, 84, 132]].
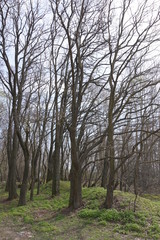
[[1, 181, 160, 239], [33, 221, 60, 233]]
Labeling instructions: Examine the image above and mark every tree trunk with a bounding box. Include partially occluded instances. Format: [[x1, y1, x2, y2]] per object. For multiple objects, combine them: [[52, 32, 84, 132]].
[[18, 153, 29, 206], [5, 177, 9, 192], [88, 163, 95, 187], [52, 125, 61, 196], [7, 128, 18, 200], [52, 150, 60, 196], [120, 164, 123, 191], [30, 162, 36, 201], [60, 144, 65, 181], [46, 150, 54, 182], [30, 146, 42, 200], [8, 160, 18, 200], [104, 90, 115, 209], [105, 180, 114, 209], [37, 150, 42, 195], [69, 129, 82, 209], [101, 158, 109, 188], [104, 148, 115, 208], [69, 164, 82, 209]]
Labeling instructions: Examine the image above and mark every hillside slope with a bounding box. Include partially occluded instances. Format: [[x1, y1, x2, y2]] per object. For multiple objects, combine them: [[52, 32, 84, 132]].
[[0, 181, 160, 240]]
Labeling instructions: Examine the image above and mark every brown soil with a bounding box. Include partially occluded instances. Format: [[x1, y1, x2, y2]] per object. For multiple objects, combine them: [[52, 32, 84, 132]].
[[0, 221, 34, 240]]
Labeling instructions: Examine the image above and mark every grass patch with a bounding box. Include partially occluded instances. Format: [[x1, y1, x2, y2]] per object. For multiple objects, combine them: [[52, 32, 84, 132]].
[[148, 223, 160, 240], [33, 221, 59, 233], [124, 223, 142, 232], [1, 181, 160, 239], [78, 209, 101, 219], [23, 215, 34, 224], [79, 208, 147, 227], [54, 214, 65, 221]]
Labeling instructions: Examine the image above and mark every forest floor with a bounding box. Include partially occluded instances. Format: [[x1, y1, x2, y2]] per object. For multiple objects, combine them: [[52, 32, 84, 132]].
[[0, 181, 160, 240]]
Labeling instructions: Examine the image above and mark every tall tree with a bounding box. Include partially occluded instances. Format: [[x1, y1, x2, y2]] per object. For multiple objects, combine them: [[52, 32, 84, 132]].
[[52, 0, 109, 209], [0, 0, 48, 205], [101, 0, 160, 208]]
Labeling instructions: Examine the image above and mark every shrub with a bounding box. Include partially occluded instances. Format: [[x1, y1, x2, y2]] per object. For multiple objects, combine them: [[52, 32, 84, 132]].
[[119, 210, 135, 224], [148, 222, 160, 239], [78, 209, 101, 219], [99, 209, 120, 222], [124, 223, 141, 232], [34, 221, 59, 232], [23, 215, 34, 224]]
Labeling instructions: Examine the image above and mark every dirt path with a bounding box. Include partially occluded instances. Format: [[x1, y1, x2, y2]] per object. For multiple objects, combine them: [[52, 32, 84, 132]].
[[0, 222, 34, 240]]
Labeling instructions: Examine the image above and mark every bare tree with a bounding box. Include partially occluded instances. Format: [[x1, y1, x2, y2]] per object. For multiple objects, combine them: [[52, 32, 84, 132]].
[[100, 0, 160, 208], [0, 0, 48, 205]]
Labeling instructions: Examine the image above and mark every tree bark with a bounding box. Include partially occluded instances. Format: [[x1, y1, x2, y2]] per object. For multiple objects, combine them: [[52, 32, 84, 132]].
[[37, 150, 42, 195], [101, 148, 109, 189], [69, 129, 82, 209], [52, 131, 61, 196], [104, 90, 115, 209], [7, 125, 18, 200], [18, 149, 29, 206], [69, 164, 82, 209]]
